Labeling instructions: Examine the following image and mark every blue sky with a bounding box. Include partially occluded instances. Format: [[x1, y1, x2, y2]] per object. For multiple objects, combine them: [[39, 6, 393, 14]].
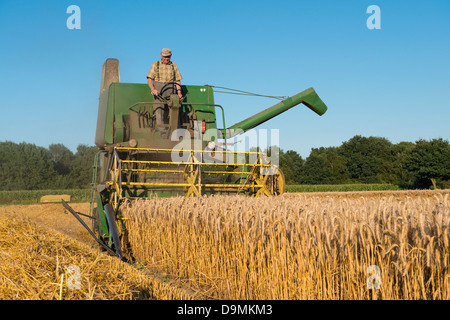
[[0, 0, 449, 158]]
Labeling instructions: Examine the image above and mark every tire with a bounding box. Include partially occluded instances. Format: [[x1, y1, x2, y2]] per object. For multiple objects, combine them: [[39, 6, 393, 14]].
[[273, 168, 286, 195]]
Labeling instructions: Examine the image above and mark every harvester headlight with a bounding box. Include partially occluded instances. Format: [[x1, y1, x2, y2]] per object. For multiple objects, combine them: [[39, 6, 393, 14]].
[[129, 139, 137, 148], [207, 141, 216, 150]]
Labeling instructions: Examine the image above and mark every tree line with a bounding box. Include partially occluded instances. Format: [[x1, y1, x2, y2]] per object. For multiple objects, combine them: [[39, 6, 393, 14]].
[[276, 135, 450, 189], [0, 142, 97, 190], [0, 135, 449, 191]]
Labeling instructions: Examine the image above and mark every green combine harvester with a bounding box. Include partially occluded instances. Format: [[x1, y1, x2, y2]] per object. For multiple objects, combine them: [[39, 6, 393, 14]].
[[63, 58, 328, 258]]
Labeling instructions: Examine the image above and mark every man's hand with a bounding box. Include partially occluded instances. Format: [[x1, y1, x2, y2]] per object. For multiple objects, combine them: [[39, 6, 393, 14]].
[[176, 81, 183, 100], [147, 78, 158, 96]]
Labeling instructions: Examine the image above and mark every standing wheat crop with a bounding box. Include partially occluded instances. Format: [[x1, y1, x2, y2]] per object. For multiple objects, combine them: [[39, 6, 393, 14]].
[[121, 191, 450, 299]]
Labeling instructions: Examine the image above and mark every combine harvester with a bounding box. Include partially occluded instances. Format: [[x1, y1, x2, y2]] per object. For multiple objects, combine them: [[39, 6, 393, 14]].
[[63, 58, 328, 258]]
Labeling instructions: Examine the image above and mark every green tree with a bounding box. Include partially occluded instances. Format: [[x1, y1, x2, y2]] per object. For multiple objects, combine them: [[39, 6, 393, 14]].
[[302, 149, 330, 184], [48, 144, 75, 189], [391, 141, 416, 187], [405, 138, 450, 189], [49, 143, 74, 175], [69, 144, 98, 188], [0, 141, 56, 190], [321, 147, 349, 184], [339, 135, 395, 183], [301, 147, 349, 184], [279, 149, 304, 184]]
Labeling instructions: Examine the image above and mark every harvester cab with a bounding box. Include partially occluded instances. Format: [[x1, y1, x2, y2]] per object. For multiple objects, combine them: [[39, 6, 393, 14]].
[[63, 58, 328, 258]]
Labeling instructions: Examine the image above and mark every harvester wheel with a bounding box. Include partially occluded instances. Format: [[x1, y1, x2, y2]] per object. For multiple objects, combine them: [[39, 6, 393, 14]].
[[256, 167, 285, 197], [104, 203, 122, 258], [273, 169, 285, 195]]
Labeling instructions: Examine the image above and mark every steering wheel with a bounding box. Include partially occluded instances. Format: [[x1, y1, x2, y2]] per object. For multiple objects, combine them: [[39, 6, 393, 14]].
[[159, 82, 182, 96]]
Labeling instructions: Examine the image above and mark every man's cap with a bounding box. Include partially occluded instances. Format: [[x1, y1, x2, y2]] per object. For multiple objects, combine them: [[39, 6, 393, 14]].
[[161, 48, 172, 56]]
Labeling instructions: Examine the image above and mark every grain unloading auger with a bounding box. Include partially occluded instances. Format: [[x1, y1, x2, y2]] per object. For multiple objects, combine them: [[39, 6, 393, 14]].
[[63, 58, 327, 258]]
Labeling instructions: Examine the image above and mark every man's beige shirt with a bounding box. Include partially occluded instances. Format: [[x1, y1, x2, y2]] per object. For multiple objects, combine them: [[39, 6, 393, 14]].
[[147, 60, 182, 82]]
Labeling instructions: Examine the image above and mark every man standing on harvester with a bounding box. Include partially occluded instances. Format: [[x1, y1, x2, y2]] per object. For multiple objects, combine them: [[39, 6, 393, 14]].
[[146, 48, 183, 132]]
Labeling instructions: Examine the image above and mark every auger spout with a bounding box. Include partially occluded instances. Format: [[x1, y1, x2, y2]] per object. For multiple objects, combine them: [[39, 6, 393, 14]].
[[220, 87, 327, 139]]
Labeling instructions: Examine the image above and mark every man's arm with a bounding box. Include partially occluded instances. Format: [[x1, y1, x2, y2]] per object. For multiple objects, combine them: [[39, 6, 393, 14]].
[[147, 77, 158, 95], [172, 63, 183, 99], [147, 62, 159, 95]]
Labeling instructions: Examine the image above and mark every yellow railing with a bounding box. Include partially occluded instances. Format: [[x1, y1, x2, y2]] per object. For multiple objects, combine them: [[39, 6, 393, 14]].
[[107, 147, 280, 208]]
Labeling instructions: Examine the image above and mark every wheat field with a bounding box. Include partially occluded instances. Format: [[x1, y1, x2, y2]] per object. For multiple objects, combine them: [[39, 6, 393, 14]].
[[0, 190, 449, 299], [121, 190, 450, 300]]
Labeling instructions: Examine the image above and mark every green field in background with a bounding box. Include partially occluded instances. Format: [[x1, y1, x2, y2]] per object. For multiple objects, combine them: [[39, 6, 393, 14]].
[[286, 184, 401, 193], [0, 184, 404, 205], [0, 189, 91, 205]]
